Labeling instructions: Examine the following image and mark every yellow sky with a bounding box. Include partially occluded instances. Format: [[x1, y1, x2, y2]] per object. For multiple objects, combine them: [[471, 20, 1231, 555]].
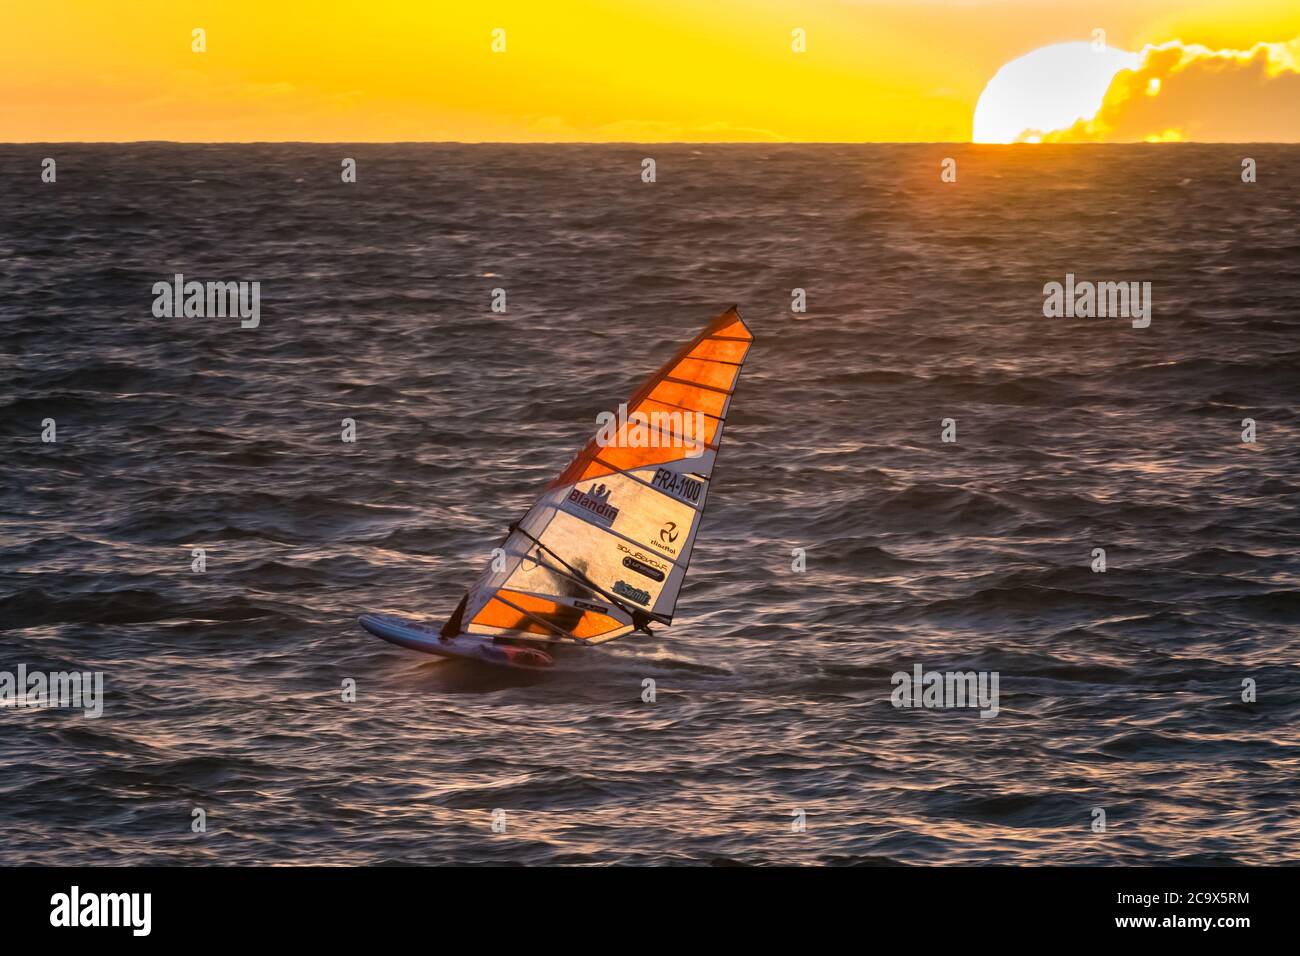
[[2, 0, 1299, 142]]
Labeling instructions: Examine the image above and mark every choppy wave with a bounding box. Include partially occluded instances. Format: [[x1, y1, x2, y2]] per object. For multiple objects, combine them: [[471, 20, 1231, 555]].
[[1, 144, 1298, 865]]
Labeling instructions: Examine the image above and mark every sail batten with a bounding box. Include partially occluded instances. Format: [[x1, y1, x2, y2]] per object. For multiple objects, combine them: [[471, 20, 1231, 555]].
[[451, 307, 752, 647]]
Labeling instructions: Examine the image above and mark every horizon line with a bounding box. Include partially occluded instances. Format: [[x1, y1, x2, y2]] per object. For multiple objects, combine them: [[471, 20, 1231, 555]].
[[3, 140, 1295, 146]]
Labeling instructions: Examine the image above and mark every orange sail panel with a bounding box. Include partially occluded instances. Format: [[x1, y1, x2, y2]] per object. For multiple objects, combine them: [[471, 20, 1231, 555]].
[[455, 307, 753, 645]]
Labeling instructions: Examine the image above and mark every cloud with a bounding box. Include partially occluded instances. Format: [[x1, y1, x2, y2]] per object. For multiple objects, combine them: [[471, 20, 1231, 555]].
[[1044, 38, 1300, 142]]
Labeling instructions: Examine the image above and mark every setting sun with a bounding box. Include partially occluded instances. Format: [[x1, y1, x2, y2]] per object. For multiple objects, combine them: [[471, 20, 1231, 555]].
[[973, 43, 1140, 143]]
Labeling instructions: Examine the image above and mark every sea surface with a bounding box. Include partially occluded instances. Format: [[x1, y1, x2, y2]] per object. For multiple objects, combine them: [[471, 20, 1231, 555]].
[[1, 144, 1298, 865]]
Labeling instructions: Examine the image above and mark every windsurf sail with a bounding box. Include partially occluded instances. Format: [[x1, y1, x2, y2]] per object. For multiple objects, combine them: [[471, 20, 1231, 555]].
[[448, 306, 753, 646]]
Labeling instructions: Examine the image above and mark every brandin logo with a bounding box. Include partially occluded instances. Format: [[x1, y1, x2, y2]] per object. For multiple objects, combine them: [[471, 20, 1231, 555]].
[[50, 886, 151, 936], [612, 580, 651, 606], [562, 483, 619, 527]]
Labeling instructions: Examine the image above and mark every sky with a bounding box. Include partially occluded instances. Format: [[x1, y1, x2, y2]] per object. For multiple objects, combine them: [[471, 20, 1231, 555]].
[[2, 0, 1299, 142]]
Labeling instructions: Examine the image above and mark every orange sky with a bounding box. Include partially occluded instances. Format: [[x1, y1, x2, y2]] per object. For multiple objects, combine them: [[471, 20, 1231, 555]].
[[2, 0, 1299, 142]]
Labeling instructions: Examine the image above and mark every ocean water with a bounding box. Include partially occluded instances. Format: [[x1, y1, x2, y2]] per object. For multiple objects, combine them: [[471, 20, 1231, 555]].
[[1, 144, 1298, 865]]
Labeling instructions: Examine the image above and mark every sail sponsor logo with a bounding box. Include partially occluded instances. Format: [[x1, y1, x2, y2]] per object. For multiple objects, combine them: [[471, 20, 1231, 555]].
[[651, 520, 680, 556], [574, 600, 609, 614], [561, 483, 619, 528], [617, 542, 668, 571], [651, 467, 703, 504], [595, 402, 707, 459], [622, 555, 665, 582], [612, 580, 651, 606]]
